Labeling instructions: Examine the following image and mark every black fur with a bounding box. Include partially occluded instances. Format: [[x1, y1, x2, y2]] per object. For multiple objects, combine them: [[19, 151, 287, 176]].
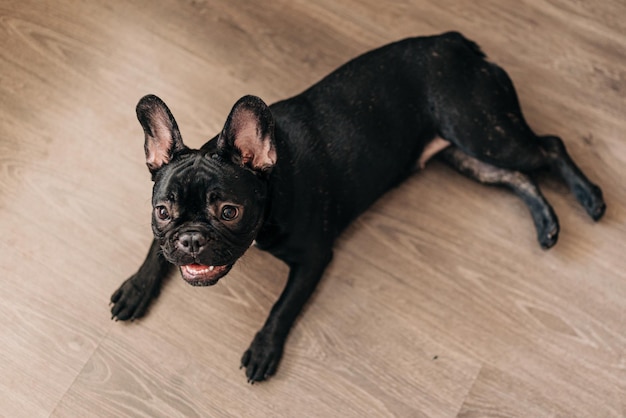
[[111, 32, 605, 383]]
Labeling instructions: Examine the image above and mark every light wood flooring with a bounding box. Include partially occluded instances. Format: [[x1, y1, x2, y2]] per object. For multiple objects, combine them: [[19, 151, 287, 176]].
[[1, 0, 625, 416]]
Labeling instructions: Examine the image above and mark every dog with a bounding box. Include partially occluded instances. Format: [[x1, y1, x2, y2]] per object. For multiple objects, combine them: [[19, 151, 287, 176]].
[[110, 32, 605, 383]]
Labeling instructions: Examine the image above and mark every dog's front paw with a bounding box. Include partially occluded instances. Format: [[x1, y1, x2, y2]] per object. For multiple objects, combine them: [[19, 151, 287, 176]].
[[240, 330, 285, 383], [110, 274, 159, 321]]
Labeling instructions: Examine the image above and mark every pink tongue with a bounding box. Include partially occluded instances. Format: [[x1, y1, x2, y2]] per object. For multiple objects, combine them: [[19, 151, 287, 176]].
[[186, 263, 208, 273], [182, 263, 225, 278]]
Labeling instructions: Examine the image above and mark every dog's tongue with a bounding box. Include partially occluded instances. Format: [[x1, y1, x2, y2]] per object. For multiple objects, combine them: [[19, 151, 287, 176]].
[[181, 263, 227, 284]]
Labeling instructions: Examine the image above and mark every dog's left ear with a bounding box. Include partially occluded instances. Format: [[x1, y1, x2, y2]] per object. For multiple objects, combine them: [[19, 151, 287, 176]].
[[217, 95, 277, 172]]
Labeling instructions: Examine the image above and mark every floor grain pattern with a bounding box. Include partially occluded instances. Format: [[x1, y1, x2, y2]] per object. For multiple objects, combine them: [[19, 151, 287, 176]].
[[0, 0, 624, 417]]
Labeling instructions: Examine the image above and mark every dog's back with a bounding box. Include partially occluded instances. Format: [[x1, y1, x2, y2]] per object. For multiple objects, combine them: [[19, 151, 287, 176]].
[[267, 32, 491, 233]]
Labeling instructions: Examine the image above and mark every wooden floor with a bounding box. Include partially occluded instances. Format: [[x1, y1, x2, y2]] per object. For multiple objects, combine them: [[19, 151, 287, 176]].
[[1, 0, 624, 416]]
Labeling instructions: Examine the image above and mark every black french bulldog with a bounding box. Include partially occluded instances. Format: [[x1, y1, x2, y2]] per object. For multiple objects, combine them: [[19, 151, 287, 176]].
[[110, 32, 605, 383]]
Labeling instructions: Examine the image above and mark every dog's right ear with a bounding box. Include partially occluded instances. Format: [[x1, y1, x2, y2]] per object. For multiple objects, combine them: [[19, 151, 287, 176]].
[[136, 95, 187, 175]]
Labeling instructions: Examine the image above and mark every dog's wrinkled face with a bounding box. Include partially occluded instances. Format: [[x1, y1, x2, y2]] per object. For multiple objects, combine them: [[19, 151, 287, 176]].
[[137, 95, 276, 286], [152, 152, 267, 285]]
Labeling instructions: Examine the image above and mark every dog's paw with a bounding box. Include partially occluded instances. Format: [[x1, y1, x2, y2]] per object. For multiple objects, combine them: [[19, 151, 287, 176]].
[[110, 275, 158, 321], [538, 217, 559, 250], [530, 204, 559, 250], [580, 184, 606, 221], [240, 331, 285, 383]]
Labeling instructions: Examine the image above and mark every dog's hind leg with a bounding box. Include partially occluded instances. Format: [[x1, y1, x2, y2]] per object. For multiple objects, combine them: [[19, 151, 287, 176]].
[[537, 135, 606, 220], [435, 58, 605, 222], [438, 146, 559, 249], [448, 127, 605, 223]]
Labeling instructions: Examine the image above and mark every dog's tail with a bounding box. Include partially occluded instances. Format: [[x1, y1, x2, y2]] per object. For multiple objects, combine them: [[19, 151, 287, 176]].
[[443, 31, 487, 59]]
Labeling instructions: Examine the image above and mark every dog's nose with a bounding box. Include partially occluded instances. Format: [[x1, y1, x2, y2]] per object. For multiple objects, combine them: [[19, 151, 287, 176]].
[[177, 231, 207, 254]]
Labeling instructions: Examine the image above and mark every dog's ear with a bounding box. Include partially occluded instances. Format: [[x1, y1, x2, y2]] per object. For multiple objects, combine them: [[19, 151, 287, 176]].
[[136, 95, 187, 175], [217, 95, 276, 173]]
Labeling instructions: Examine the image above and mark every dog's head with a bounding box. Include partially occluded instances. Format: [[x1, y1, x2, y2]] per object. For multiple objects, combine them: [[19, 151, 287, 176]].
[[136, 94, 276, 286]]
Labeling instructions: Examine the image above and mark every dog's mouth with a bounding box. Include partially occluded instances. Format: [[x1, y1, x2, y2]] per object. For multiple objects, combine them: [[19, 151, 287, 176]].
[[179, 263, 232, 286]]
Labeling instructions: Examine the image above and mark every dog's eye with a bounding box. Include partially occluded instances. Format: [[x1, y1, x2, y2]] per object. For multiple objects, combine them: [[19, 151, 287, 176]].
[[155, 206, 170, 221], [221, 205, 239, 221]]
